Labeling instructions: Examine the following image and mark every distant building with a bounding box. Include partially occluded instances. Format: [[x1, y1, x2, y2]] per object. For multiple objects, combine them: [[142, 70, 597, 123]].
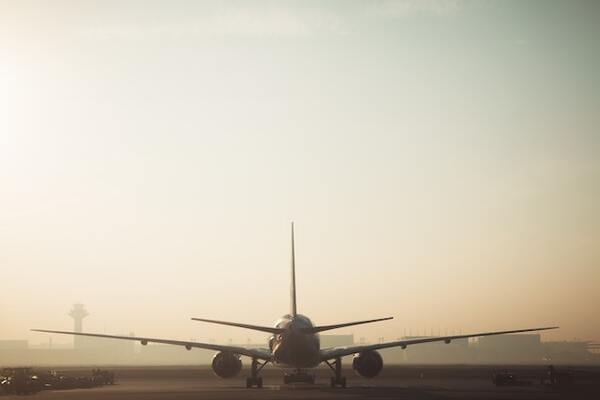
[[477, 334, 542, 363], [136, 344, 213, 365], [383, 337, 472, 364], [69, 303, 89, 350], [0, 340, 28, 350], [320, 335, 354, 348], [542, 341, 597, 363]]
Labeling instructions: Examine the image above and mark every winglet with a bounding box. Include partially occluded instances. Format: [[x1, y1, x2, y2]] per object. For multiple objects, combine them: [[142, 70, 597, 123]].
[[291, 222, 297, 317]]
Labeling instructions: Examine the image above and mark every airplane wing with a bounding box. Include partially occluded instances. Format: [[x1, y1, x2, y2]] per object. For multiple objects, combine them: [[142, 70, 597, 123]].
[[32, 329, 272, 360], [319, 326, 558, 361]]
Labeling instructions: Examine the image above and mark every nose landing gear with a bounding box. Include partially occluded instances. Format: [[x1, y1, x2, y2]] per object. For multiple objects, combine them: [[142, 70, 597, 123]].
[[325, 357, 346, 388], [246, 359, 266, 388]]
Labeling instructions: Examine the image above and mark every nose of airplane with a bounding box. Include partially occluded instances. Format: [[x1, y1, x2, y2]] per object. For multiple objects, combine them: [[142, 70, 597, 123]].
[[273, 330, 298, 356]]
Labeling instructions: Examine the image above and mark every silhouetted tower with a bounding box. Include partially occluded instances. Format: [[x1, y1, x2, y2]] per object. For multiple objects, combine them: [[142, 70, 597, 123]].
[[69, 303, 88, 349]]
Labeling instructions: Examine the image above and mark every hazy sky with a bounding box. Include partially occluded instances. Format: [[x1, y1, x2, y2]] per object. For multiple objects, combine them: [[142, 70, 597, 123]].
[[1, 0, 599, 346]]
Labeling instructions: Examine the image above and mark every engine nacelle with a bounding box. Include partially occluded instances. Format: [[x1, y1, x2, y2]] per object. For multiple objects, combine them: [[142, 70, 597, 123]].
[[352, 350, 383, 378], [211, 352, 242, 379]]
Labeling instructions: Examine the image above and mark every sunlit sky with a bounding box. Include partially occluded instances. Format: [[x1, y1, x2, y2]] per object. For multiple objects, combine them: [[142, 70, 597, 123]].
[[1, 0, 599, 346]]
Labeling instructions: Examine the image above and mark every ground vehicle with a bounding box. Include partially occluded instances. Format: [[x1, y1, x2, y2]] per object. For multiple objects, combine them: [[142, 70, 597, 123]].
[[0, 368, 42, 395]]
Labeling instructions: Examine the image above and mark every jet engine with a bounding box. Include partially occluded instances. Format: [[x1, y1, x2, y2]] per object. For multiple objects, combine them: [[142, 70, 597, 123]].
[[211, 352, 242, 378], [352, 350, 383, 378]]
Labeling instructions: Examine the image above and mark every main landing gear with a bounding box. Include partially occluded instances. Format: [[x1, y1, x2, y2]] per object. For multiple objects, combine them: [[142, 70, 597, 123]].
[[283, 370, 315, 384], [325, 357, 346, 388], [246, 358, 266, 388]]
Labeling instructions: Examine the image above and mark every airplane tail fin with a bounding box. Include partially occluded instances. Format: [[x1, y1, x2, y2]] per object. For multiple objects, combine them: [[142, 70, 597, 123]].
[[291, 222, 297, 317]]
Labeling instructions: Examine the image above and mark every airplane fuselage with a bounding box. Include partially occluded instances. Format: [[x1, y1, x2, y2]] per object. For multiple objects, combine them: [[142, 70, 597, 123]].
[[269, 314, 320, 368]]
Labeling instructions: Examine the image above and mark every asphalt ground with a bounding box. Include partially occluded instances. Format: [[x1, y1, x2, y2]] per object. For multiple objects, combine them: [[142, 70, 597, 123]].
[[2, 365, 599, 399]]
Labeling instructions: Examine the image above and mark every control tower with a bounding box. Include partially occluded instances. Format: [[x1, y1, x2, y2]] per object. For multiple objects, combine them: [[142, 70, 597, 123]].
[[69, 303, 89, 349]]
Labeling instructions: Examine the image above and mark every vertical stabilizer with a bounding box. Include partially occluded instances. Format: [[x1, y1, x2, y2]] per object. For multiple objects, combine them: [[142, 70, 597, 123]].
[[290, 222, 297, 316]]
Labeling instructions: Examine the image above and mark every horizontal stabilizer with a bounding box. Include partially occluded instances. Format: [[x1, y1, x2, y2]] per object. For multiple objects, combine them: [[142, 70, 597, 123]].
[[191, 318, 283, 334], [302, 317, 393, 334]]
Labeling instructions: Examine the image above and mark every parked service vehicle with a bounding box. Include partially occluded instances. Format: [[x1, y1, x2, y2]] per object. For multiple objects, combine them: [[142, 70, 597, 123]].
[[0, 368, 42, 395]]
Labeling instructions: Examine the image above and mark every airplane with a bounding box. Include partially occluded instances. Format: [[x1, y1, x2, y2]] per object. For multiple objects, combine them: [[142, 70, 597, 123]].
[[33, 223, 558, 388]]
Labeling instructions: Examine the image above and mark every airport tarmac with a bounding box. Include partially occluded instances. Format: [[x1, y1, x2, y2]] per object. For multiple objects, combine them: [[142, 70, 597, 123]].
[[2, 365, 599, 399]]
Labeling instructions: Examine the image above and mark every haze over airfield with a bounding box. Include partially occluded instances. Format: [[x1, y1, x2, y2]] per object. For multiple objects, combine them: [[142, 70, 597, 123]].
[[1, 0, 598, 346]]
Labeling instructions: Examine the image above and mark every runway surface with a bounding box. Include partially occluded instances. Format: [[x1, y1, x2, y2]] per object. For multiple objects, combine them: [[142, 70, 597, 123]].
[[3, 365, 599, 399]]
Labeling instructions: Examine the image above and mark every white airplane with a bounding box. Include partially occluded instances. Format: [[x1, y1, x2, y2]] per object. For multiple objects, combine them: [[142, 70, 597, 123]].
[[33, 223, 558, 388]]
